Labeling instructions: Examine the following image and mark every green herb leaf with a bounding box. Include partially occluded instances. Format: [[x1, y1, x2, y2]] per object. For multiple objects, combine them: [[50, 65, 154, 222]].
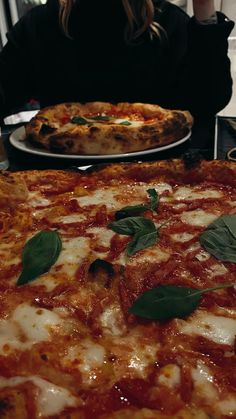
[[108, 216, 158, 255], [147, 188, 159, 212], [115, 205, 149, 220], [129, 283, 234, 320], [119, 121, 132, 126], [71, 116, 88, 125], [17, 230, 62, 286], [127, 229, 158, 256], [200, 215, 236, 263], [89, 115, 113, 121], [114, 189, 159, 220], [108, 217, 155, 236]]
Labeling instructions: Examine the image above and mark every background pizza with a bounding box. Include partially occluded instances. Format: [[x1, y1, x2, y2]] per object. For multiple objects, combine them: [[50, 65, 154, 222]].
[[25, 102, 193, 155], [0, 160, 236, 418]]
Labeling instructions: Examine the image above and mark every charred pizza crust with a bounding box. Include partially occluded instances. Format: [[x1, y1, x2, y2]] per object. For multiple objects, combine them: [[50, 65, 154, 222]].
[[25, 102, 193, 155]]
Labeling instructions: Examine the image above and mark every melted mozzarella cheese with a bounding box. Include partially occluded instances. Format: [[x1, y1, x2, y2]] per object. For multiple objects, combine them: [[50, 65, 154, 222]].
[[173, 187, 222, 201], [150, 182, 173, 195], [76, 183, 172, 210], [27, 190, 51, 207], [30, 275, 60, 291], [217, 397, 236, 416], [28, 236, 91, 288], [111, 327, 159, 378], [112, 119, 144, 127], [192, 362, 214, 384], [193, 364, 236, 416], [0, 303, 64, 354], [195, 249, 211, 261], [76, 188, 119, 209], [192, 362, 218, 401], [0, 375, 78, 416], [87, 227, 115, 249], [207, 264, 228, 277], [56, 214, 87, 224], [171, 232, 195, 242], [229, 200, 236, 207], [64, 327, 159, 384], [158, 364, 181, 388], [130, 245, 170, 265], [127, 345, 157, 374], [53, 236, 90, 276], [178, 311, 236, 346], [63, 339, 106, 385], [180, 210, 219, 227], [0, 241, 21, 267], [64, 340, 106, 370], [99, 304, 127, 336]]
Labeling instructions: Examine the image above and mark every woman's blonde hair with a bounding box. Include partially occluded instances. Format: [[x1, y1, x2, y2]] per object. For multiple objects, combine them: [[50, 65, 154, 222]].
[[59, 0, 164, 42]]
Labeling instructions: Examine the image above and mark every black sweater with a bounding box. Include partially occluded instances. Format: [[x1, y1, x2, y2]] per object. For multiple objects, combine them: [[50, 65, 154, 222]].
[[0, 0, 234, 120]]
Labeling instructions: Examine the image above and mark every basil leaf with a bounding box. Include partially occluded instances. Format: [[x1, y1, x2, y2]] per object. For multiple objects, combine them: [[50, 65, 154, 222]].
[[129, 283, 234, 320], [114, 189, 159, 220], [71, 116, 88, 125], [127, 229, 158, 256], [17, 230, 62, 286], [115, 205, 149, 220], [200, 215, 236, 263], [108, 217, 155, 236], [210, 215, 236, 239], [147, 188, 159, 212], [109, 217, 158, 255], [89, 115, 113, 121], [119, 121, 132, 126]]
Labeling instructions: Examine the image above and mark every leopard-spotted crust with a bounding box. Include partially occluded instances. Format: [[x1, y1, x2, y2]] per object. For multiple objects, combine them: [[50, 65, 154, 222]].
[[25, 102, 193, 155]]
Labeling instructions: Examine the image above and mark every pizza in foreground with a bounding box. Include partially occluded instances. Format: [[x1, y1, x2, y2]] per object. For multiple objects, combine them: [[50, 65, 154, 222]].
[[0, 160, 236, 418], [25, 102, 193, 155]]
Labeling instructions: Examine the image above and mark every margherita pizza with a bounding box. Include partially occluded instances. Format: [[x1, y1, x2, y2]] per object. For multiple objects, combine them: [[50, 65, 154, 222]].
[[25, 102, 193, 155], [0, 159, 236, 419]]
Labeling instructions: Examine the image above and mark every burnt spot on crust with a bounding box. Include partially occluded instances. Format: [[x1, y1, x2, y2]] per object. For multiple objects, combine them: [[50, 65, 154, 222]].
[[183, 151, 203, 169], [40, 353, 48, 361], [66, 140, 74, 148], [38, 116, 49, 122], [0, 390, 27, 417], [140, 125, 157, 134], [0, 397, 12, 412], [161, 120, 178, 136], [162, 121, 189, 138], [114, 134, 126, 141], [26, 134, 46, 149], [172, 111, 186, 123], [49, 138, 67, 153], [149, 135, 161, 144], [39, 124, 56, 135], [89, 126, 101, 138], [89, 127, 99, 133], [27, 119, 38, 130]]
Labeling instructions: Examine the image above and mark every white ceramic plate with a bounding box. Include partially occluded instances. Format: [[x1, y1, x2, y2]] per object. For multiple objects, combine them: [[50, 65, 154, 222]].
[[9, 126, 191, 160]]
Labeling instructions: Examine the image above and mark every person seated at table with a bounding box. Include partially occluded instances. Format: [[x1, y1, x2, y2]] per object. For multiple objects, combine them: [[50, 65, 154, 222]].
[[0, 0, 234, 122]]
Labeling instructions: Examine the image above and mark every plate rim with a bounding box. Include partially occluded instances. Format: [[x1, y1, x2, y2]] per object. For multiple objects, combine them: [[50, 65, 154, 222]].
[[9, 126, 191, 160]]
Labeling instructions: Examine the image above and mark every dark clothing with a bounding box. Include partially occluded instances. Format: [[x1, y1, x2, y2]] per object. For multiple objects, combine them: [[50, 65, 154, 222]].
[[0, 0, 234, 120]]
